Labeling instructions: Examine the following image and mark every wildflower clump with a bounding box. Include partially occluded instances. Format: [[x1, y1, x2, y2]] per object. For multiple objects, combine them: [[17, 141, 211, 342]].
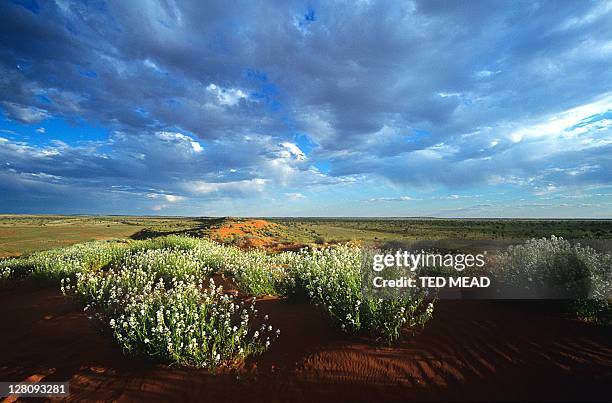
[[59, 243, 280, 368], [109, 278, 278, 368], [496, 236, 612, 324], [290, 245, 434, 343]]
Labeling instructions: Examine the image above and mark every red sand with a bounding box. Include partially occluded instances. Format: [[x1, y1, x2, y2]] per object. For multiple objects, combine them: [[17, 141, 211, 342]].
[[210, 219, 304, 252], [1, 282, 611, 402], [212, 219, 272, 239]]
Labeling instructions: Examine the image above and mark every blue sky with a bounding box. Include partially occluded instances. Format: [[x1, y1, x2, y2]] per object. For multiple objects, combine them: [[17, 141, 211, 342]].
[[1, 0, 612, 217]]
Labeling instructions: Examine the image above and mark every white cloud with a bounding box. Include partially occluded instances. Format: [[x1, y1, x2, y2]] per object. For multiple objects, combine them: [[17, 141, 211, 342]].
[[36, 127, 46, 134], [279, 142, 306, 161], [1, 102, 49, 123], [436, 194, 481, 200], [164, 194, 184, 202], [206, 83, 248, 106], [155, 131, 203, 153], [187, 178, 268, 196], [557, 2, 612, 31], [507, 93, 612, 143], [285, 192, 305, 200], [475, 70, 501, 79], [190, 141, 203, 153], [147, 193, 184, 202], [534, 183, 564, 196], [143, 58, 163, 72], [365, 195, 415, 202], [438, 92, 461, 98]]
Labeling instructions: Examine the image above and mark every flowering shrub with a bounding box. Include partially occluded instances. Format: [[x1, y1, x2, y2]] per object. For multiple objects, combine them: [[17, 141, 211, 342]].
[[0, 265, 11, 281], [496, 236, 612, 324], [62, 260, 278, 367], [109, 247, 216, 284], [123, 236, 288, 296], [0, 241, 129, 281], [109, 278, 278, 368], [223, 250, 289, 296], [5, 235, 438, 365], [496, 236, 612, 296], [289, 245, 434, 344]]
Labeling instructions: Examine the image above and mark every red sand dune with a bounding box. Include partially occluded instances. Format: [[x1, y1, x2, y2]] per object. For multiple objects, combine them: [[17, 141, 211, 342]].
[[1, 282, 611, 402], [210, 219, 303, 251]]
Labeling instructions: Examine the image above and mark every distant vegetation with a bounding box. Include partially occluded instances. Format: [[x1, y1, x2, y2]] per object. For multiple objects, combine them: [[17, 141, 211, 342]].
[[0, 215, 222, 258], [1, 215, 611, 258], [270, 218, 612, 243]]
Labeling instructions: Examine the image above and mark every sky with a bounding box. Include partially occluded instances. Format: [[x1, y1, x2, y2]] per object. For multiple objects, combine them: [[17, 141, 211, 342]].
[[1, 0, 612, 217]]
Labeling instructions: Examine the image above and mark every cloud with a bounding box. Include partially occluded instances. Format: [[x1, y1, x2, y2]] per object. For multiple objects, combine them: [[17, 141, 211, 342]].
[[436, 194, 481, 200], [147, 193, 185, 203], [206, 83, 248, 106], [365, 196, 415, 202], [1, 102, 49, 123], [506, 93, 612, 143], [0, 1, 611, 216], [285, 192, 305, 201], [155, 131, 203, 153], [279, 142, 306, 161], [187, 178, 268, 197], [164, 194, 184, 202]]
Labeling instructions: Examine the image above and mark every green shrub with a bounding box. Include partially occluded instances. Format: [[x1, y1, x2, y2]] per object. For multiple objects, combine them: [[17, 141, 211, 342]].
[[109, 278, 278, 368], [289, 245, 434, 343], [497, 236, 611, 323], [1, 241, 130, 281], [223, 250, 289, 296]]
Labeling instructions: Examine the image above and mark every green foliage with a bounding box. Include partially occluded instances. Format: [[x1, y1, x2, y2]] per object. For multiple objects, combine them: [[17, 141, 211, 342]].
[[87, 274, 277, 368], [271, 218, 612, 242], [59, 243, 279, 368], [5, 235, 436, 366], [223, 249, 289, 296], [496, 236, 612, 323], [0, 241, 130, 282], [109, 278, 277, 368], [574, 298, 612, 326], [288, 245, 434, 344]]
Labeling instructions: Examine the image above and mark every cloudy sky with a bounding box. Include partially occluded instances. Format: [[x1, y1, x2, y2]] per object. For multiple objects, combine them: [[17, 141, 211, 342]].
[[1, 0, 612, 217]]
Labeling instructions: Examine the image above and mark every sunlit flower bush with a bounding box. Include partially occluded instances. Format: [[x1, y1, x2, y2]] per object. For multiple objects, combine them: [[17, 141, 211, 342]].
[[110, 247, 216, 284], [289, 245, 434, 343], [62, 249, 278, 367], [223, 250, 289, 296], [496, 236, 612, 296], [108, 277, 278, 368], [0, 241, 129, 281], [0, 264, 11, 281]]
